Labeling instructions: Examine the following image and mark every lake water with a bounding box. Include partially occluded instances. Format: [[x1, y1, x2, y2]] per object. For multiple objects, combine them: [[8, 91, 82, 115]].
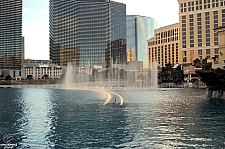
[[0, 88, 225, 148]]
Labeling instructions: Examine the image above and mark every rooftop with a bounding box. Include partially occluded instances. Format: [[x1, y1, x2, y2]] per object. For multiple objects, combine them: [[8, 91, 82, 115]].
[[156, 22, 179, 30]]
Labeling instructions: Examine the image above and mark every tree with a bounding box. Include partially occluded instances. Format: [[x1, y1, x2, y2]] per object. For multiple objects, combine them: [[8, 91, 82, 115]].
[[27, 75, 33, 80], [193, 58, 201, 68], [5, 75, 12, 80], [42, 74, 49, 79]]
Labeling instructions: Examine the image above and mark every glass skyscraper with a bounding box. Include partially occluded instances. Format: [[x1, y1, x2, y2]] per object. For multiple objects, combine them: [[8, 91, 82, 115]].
[[49, 0, 126, 68], [126, 15, 158, 68], [0, 0, 23, 69]]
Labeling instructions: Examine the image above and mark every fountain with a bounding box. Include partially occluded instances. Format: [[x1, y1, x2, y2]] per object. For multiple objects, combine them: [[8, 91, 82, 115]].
[[63, 60, 158, 90], [150, 61, 158, 89], [64, 63, 74, 89]]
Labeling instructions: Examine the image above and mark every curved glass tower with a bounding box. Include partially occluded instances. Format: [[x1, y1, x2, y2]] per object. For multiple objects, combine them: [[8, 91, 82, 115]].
[[126, 15, 158, 68], [49, 0, 126, 68], [0, 0, 22, 69]]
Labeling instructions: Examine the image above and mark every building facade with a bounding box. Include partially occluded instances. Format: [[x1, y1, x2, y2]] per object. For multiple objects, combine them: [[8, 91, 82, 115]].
[[178, 0, 225, 64], [0, 0, 23, 69], [147, 23, 180, 68], [22, 60, 63, 79], [126, 15, 158, 68], [49, 0, 126, 68], [213, 23, 225, 69]]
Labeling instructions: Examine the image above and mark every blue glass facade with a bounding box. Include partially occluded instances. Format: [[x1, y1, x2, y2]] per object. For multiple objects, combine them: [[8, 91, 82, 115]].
[[0, 0, 22, 69], [126, 15, 158, 68], [50, 0, 126, 68]]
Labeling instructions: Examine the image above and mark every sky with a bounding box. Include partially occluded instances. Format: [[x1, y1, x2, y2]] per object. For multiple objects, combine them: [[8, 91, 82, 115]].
[[23, 0, 179, 60]]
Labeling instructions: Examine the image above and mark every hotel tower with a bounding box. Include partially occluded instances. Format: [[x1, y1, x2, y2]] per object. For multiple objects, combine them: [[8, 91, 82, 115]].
[[178, 0, 225, 63], [49, 0, 126, 68], [0, 0, 23, 69]]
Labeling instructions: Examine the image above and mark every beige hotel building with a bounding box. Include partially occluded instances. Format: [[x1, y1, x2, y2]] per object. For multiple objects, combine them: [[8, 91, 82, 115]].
[[178, 0, 225, 63], [148, 0, 225, 67], [148, 23, 180, 68]]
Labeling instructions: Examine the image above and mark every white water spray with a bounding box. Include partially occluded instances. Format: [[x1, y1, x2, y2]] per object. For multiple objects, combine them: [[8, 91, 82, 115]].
[[151, 61, 158, 89]]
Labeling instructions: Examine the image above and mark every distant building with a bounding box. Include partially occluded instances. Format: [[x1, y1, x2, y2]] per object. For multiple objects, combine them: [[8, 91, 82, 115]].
[[0, 0, 23, 69], [50, 0, 126, 68], [127, 46, 135, 62], [147, 23, 180, 68], [126, 15, 158, 68], [112, 61, 143, 71], [21, 60, 64, 79], [177, 0, 225, 64], [22, 36, 25, 60], [111, 39, 127, 65], [212, 23, 225, 69]]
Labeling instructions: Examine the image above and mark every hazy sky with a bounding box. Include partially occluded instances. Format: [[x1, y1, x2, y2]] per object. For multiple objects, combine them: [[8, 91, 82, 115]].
[[23, 0, 179, 60]]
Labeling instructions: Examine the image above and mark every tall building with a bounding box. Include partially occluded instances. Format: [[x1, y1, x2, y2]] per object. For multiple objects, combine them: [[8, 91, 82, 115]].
[[0, 0, 23, 69], [49, 0, 126, 68], [147, 23, 180, 68], [178, 0, 225, 64], [126, 15, 158, 68]]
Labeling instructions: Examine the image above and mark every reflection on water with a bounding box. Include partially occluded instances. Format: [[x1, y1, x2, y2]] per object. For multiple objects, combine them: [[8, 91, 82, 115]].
[[0, 88, 225, 148]]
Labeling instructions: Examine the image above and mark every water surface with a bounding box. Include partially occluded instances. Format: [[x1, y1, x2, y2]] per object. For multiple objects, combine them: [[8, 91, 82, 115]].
[[0, 88, 224, 148]]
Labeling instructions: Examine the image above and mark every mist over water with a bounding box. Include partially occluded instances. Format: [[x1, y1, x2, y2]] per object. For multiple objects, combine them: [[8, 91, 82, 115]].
[[0, 88, 225, 148], [151, 61, 158, 89]]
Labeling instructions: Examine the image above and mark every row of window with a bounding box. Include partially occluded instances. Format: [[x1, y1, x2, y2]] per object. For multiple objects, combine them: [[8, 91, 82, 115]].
[[180, 0, 225, 13]]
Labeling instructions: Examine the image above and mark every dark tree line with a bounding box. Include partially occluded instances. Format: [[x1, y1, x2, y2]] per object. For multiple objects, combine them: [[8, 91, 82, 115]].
[[159, 63, 184, 84]]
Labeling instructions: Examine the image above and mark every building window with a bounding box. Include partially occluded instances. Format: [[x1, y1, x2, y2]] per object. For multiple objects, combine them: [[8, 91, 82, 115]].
[[206, 49, 210, 55], [208, 4, 210, 8], [214, 48, 218, 54], [198, 50, 202, 55], [206, 25, 210, 29]]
